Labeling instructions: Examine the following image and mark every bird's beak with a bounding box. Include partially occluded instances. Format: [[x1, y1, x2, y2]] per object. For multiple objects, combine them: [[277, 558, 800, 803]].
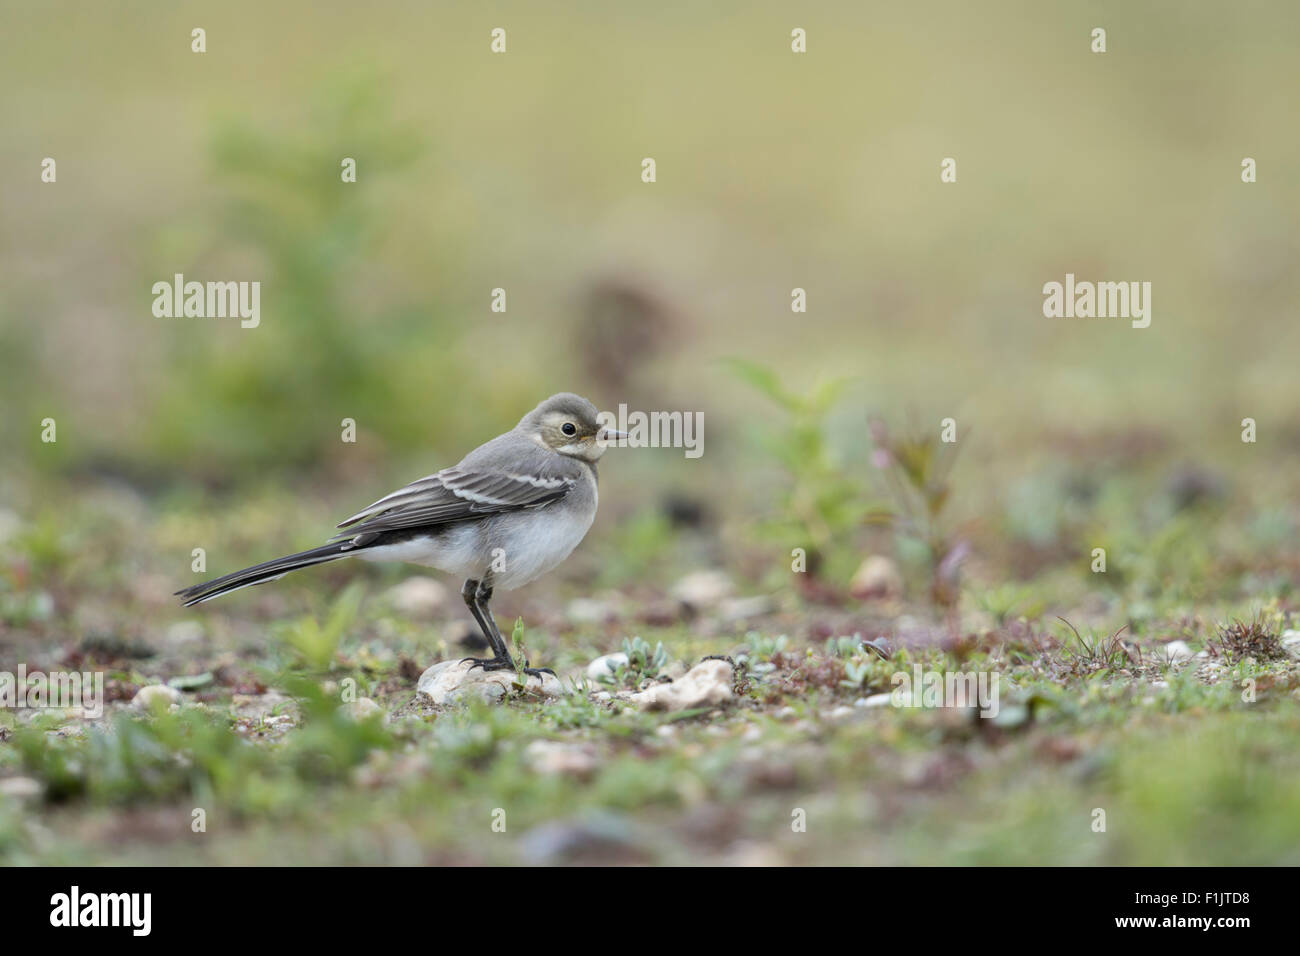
[[597, 427, 628, 446]]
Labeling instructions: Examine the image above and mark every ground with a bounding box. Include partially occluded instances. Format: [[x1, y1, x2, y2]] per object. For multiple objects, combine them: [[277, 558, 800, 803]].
[[3, 471, 1299, 865]]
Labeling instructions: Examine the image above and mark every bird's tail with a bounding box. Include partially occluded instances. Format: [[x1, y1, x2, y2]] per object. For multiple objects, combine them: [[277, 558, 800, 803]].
[[175, 541, 358, 607]]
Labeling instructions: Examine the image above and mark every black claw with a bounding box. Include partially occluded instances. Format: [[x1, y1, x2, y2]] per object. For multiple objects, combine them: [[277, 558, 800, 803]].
[[460, 656, 510, 672], [458, 657, 554, 680]]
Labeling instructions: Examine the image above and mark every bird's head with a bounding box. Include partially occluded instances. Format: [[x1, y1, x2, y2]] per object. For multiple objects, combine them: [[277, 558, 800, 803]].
[[519, 392, 626, 462]]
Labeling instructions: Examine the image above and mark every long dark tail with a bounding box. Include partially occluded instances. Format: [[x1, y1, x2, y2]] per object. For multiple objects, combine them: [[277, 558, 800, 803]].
[[175, 541, 358, 607]]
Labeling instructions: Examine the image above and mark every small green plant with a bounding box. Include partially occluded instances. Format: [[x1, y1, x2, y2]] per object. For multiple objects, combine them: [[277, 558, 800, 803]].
[[597, 636, 669, 688], [1056, 617, 1133, 677], [140, 75, 478, 479], [543, 691, 611, 730], [825, 635, 865, 659], [725, 359, 878, 580], [510, 617, 530, 685], [868, 415, 966, 607], [281, 583, 364, 672], [738, 632, 788, 677], [622, 636, 668, 680], [976, 583, 1044, 625], [842, 656, 873, 690]]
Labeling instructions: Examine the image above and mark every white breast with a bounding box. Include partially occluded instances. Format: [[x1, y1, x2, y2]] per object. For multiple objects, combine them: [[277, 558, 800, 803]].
[[488, 504, 596, 590]]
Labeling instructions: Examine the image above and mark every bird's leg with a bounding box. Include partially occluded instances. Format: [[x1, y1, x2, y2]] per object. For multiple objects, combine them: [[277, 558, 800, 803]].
[[474, 581, 506, 650], [479, 582, 556, 678], [461, 578, 555, 679], [460, 578, 511, 666]]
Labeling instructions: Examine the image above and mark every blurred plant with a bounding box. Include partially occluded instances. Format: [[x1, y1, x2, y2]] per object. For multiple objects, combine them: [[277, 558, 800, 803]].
[[1210, 612, 1286, 663], [15, 677, 396, 813], [743, 631, 788, 662], [726, 359, 879, 580], [976, 583, 1046, 626], [142, 74, 476, 479], [822, 637, 899, 691], [509, 617, 532, 685], [542, 690, 611, 730], [1109, 512, 1214, 600], [824, 634, 864, 659], [280, 582, 365, 672], [622, 636, 668, 680], [1055, 617, 1134, 677], [868, 415, 967, 607], [597, 636, 669, 688], [732, 632, 789, 681]]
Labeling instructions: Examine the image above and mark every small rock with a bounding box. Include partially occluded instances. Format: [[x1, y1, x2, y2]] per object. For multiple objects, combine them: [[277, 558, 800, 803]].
[[566, 596, 621, 624], [631, 659, 733, 712], [670, 570, 734, 611], [525, 740, 599, 777], [165, 620, 205, 646], [416, 659, 563, 705], [586, 652, 629, 682], [343, 697, 383, 720], [132, 684, 181, 711], [386, 577, 449, 616], [717, 595, 777, 623], [1163, 640, 1194, 664], [849, 555, 903, 601], [859, 693, 893, 708], [827, 705, 855, 720], [1281, 630, 1300, 659]]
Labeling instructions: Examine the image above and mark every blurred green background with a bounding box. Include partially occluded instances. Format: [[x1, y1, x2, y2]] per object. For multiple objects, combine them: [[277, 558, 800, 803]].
[[4, 0, 1298, 481], [2, 0, 1298, 634]]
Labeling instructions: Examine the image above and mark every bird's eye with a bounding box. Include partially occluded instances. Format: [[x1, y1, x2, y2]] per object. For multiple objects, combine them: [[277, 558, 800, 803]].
[[561, 422, 577, 436]]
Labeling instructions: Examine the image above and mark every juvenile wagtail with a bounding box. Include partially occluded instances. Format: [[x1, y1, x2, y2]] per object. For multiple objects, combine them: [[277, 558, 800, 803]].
[[176, 393, 625, 677]]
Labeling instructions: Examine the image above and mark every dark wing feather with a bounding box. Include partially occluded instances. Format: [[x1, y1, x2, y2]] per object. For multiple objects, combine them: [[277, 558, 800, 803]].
[[333, 465, 575, 540]]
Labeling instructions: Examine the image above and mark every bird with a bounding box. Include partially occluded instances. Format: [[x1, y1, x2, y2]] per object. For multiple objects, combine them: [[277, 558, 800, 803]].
[[176, 393, 625, 678]]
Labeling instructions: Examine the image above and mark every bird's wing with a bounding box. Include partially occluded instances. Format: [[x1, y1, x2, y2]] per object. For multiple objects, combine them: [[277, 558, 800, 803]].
[[334, 466, 576, 539]]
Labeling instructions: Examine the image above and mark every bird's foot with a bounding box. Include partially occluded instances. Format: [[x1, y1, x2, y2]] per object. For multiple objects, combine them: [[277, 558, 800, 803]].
[[460, 656, 556, 679]]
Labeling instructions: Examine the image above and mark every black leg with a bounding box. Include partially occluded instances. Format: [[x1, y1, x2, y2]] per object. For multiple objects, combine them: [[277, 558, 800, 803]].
[[461, 578, 509, 660], [459, 577, 555, 679], [474, 581, 506, 649]]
